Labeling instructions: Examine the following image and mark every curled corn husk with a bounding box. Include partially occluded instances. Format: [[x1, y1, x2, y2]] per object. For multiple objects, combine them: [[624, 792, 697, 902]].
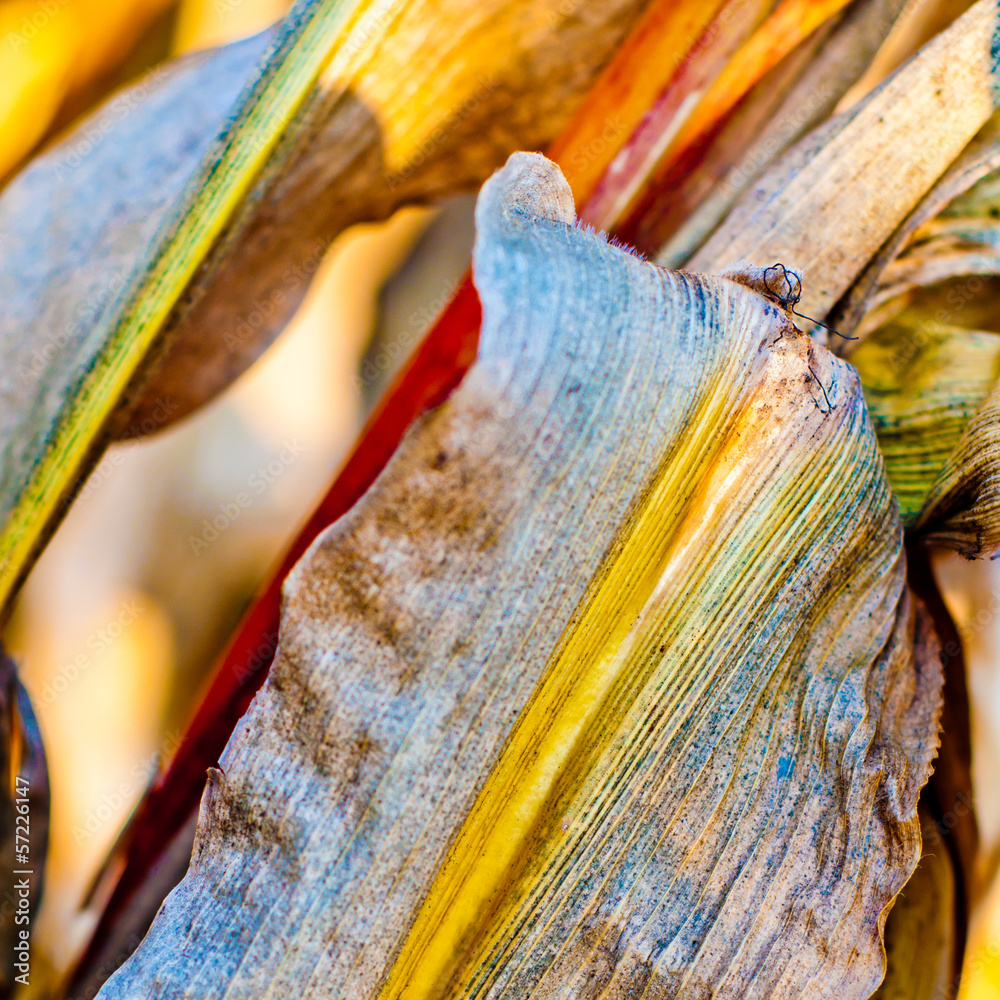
[[842, 121, 1000, 554], [95, 154, 941, 1000], [866, 330, 1000, 555]]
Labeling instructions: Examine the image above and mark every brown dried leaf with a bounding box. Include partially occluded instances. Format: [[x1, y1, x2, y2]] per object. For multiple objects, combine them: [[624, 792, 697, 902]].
[[874, 806, 958, 1000]]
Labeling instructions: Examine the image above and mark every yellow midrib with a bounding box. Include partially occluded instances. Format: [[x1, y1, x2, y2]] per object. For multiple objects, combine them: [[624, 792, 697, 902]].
[[462, 392, 873, 995], [376, 300, 765, 1000]]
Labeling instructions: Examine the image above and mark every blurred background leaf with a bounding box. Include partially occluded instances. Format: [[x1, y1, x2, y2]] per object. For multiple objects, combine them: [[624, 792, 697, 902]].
[[0, 0, 177, 182]]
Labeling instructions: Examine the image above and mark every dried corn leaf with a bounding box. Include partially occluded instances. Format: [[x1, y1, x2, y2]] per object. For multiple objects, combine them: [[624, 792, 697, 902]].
[[907, 366, 1000, 555], [834, 112, 1000, 339], [685, 0, 1000, 324], [804, 99, 1000, 557], [843, 0, 977, 101], [0, 28, 274, 448], [118, 0, 653, 432], [97, 154, 941, 1000], [907, 547, 978, 911], [572, 0, 785, 230], [0, 0, 651, 614], [838, 111, 1000, 560], [943, 161, 1000, 216], [601, 0, 859, 241], [865, 210, 1000, 324], [844, 144, 1000, 554], [655, 0, 912, 268], [74, 0, 870, 977], [854, 231, 1000, 338], [546, 0, 740, 203]]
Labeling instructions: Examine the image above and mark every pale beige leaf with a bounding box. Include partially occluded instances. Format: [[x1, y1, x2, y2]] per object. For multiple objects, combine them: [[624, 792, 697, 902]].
[[686, 0, 1000, 324], [657, 0, 912, 268], [835, 110, 1000, 339]]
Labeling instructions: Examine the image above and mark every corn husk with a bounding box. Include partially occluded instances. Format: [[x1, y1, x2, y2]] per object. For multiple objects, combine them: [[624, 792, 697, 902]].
[[851, 316, 1000, 529], [835, 112, 1000, 339], [839, 123, 1000, 554]]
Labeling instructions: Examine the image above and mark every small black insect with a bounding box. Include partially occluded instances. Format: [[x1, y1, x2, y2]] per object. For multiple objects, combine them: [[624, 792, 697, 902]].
[[762, 263, 855, 412], [761, 263, 856, 343]]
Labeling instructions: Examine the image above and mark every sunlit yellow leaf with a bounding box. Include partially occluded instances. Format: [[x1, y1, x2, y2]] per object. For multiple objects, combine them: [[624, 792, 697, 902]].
[[173, 0, 290, 52], [0, 0, 174, 178]]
